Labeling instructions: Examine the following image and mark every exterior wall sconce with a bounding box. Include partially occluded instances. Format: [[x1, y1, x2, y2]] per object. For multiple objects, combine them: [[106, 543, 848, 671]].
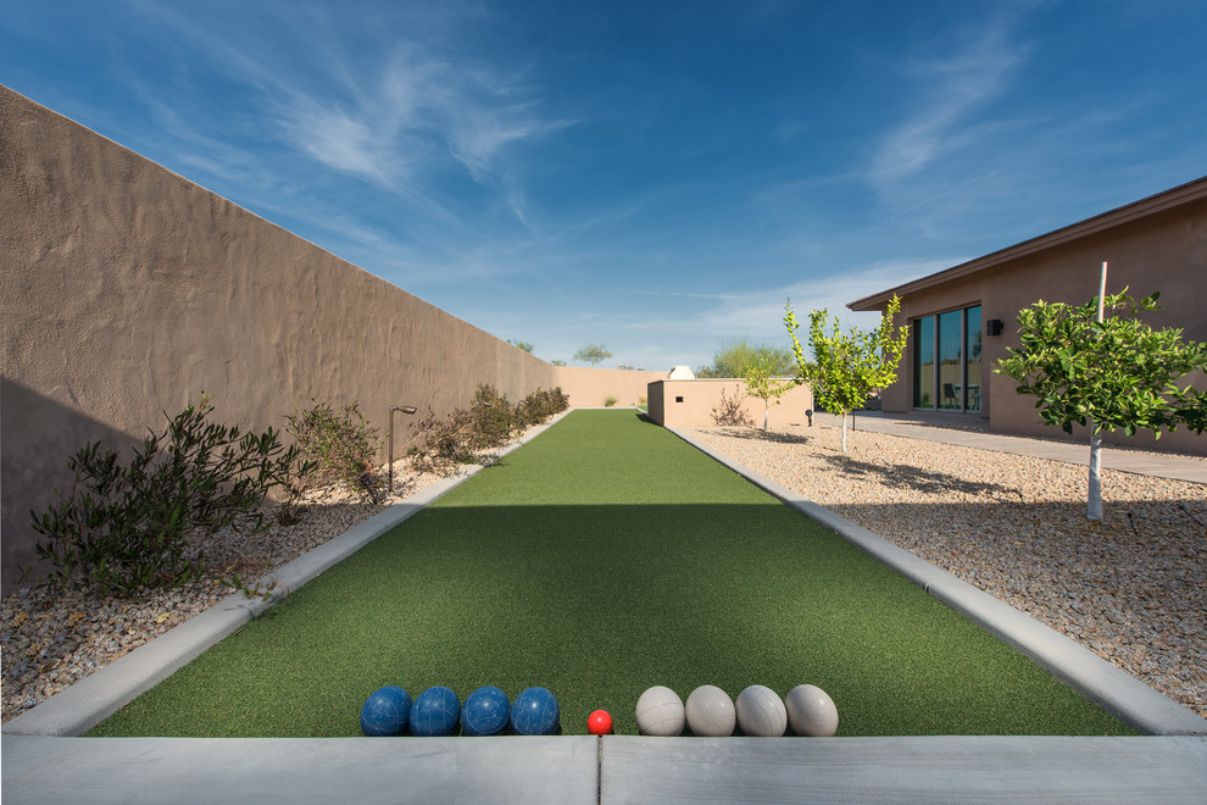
[[986, 319, 1004, 336], [388, 405, 418, 493]]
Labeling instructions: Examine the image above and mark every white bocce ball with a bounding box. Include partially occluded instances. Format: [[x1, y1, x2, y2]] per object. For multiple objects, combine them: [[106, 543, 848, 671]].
[[685, 685, 736, 737], [785, 684, 838, 737], [735, 685, 787, 737], [636, 686, 685, 736]]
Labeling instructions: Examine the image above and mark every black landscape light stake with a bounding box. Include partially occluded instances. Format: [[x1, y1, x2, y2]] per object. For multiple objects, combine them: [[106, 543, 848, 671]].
[[388, 405, 419, 494], [805, 408, 814, 427]]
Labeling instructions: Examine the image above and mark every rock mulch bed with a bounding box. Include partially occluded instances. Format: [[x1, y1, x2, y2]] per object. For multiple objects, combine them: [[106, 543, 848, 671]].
[[688, 423, 1207, 719], [0, 448, 502, 723]]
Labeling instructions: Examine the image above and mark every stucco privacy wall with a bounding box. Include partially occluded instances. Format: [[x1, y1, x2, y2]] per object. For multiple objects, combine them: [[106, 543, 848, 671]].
[[552, 366, 664, 408], [648, 380, 813, 429], [874, 200, 1207, 456], [0, 86, 559, 589]]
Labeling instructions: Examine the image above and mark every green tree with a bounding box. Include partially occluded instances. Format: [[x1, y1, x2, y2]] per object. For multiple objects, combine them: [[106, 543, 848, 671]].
[[508, 340, 535, 353], [697, 338, 795, 378], [784, 294, 908, 454], [551, 359, 567, 366], [996, 286, 1206, 520], [744, 355, 794, 431], [574, 344, 613, 366]]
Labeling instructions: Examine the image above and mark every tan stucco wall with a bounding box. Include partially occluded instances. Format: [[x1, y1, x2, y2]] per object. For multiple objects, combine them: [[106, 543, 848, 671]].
[[874, 199, 1207, 455], [551, 366, 664, 408], [647, 379, 812, 430], [0, 86, 561, 588]]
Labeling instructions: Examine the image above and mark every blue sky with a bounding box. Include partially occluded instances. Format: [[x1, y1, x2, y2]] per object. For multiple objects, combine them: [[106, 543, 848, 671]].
[[3, 1, 1205, 370]]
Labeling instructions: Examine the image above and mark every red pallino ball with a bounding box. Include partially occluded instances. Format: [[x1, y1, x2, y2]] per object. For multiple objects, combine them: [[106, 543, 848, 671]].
[[587, 709, 613, 735]]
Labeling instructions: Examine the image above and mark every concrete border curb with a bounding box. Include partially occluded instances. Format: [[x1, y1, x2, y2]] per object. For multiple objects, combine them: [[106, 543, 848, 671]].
[[667, 426, 1207, 736], [3, 410, 574, 737]]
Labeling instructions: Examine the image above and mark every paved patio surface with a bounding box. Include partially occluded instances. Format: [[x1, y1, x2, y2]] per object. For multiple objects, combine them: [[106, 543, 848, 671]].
[[819, 412, 1207, 484], [4, 734, 1205, 804]]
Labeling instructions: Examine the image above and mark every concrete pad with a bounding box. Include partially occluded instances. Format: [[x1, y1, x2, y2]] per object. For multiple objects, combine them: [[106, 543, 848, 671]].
[[669, 427, 1207, 736], [3, 410, 572, 737], [600, 735, 1207, 804], [2, 735, 598, 805]]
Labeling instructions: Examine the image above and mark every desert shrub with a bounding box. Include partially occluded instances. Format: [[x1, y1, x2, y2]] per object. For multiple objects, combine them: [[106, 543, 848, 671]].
[[408, 386, 570, 475], [469, 384, 517, 449], [711, 386, 754, 427], [516, 387, 569, 428], [407, 408, 477, 475], [604, 396, 618, 407], [29, 399, 306, 596], [286, 401, 384, 503]]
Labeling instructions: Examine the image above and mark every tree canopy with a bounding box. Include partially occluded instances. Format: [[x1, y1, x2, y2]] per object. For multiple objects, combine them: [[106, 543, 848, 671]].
[[997, 290, 1206, 437], [785, 294, 908, 452], [574, 344, 613, 366], [697, 338, 795, 378]]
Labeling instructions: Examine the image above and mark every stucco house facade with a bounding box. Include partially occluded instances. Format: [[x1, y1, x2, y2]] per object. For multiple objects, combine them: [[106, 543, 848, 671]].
[[848, 176, 1207, 456]]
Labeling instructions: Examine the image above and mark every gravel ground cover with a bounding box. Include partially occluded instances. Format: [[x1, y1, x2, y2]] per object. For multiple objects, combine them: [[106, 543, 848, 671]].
[[0, 429, 542, 724], [687, 422, 1207, 718], [90, 411, 1128, 738]]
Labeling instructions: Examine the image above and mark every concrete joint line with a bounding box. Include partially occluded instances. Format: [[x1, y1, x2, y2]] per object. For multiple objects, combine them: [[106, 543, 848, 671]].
[[666, 426, 1207, 736], [3, 410, 573, 737]]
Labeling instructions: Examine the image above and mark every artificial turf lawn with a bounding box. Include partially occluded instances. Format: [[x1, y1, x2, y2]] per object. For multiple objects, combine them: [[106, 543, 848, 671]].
[[90, 411, 1134, 737]]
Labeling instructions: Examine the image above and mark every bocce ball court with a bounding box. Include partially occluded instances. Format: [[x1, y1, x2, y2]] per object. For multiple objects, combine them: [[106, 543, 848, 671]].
[[88, 411, 1133, 738]]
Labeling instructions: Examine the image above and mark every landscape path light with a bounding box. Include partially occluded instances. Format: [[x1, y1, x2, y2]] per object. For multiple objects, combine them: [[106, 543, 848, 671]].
[[388, 405, 418, 494]]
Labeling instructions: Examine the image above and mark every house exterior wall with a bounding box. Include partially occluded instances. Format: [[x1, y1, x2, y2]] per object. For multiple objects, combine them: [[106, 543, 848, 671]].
[[0, 86, 561, 588], [875, 199, 1207, 456], [647, 379, 813, 429]]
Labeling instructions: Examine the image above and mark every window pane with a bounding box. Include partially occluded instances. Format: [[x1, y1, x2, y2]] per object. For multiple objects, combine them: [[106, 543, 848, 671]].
[[965, 306, 982, 411], [938, 310, 962, 409], [914, 317, 934, 408]]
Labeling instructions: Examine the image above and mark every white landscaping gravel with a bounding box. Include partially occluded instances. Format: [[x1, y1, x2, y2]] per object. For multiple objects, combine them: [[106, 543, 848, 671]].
[[688, 423, 1207, 719], [0, 443, 520, 723]]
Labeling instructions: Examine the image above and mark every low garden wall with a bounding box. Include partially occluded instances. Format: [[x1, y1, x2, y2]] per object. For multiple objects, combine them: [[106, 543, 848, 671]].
[[647, 379, 813, 429]]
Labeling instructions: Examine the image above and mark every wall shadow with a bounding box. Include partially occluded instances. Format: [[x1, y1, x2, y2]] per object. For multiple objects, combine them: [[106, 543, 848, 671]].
[[1, 379, 143, 593]]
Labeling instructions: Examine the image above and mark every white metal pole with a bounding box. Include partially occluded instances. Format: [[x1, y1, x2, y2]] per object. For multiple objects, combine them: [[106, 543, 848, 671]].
[[1087, 261, 1107, 521]]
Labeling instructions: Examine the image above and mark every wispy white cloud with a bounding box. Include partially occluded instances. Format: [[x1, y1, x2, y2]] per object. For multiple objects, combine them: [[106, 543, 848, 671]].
[[870, 19, 1027, 189], [133, 1, 572, 222]]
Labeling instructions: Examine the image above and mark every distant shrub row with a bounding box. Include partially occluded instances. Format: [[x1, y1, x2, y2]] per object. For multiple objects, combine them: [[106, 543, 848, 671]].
[[408, 385, 569, 475], [29, 386, 568, 597]]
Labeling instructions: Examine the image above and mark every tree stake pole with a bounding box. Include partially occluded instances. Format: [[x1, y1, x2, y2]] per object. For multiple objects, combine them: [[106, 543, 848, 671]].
[[1088, 261, 1108, 521]]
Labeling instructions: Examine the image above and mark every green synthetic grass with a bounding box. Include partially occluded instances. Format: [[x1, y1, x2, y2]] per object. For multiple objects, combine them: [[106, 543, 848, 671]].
[[91, 411, 1133, 737]]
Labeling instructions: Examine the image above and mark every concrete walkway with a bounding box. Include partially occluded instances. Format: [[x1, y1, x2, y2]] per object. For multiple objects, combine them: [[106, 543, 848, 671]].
[[818, 412, 1207, 485], [5, 734, 1205, 804]]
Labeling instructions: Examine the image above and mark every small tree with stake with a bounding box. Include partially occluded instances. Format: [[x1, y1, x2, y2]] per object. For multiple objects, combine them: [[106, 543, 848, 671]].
[[996, 267, 1206, 521], [744, 354, 794, 431], [784, 294, 909, 454]]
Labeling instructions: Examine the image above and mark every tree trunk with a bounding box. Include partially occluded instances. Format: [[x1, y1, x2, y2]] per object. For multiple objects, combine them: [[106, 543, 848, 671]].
[[763, 403, 769, 431], [1088, 425, 1103, 521], [841, 412, 849, 454]]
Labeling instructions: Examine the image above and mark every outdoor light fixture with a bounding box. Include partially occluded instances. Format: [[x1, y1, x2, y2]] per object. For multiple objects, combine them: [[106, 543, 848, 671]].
[[388, 405, 419, 493], [987, 319, 1004, 336], [806, 409, 814, 427]]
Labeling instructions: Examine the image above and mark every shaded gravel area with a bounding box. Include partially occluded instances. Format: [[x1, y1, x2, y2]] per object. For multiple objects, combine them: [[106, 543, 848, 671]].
[[689, 423, 1207, 719], [1, 439, 527, 723]]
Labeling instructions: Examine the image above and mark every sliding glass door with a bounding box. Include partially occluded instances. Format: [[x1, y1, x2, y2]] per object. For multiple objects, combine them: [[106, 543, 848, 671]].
[[913, 317, 935, 408], [913, 305, 982, 412]]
